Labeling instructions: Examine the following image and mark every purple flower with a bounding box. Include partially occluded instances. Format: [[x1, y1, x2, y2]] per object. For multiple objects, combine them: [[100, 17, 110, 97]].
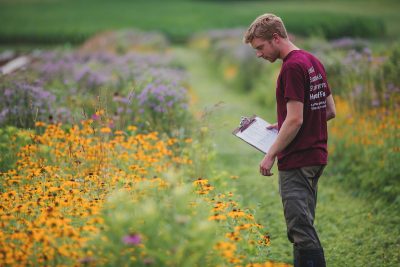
[[91, 113, 100, 120], [122, 233, 141, 245]]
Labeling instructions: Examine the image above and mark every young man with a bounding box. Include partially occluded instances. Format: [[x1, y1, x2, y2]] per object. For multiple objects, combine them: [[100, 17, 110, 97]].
[[243, 14, 336, 267]]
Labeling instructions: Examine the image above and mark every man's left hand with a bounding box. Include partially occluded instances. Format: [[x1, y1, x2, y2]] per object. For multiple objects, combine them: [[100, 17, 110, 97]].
[[260, 153, 276, 176]]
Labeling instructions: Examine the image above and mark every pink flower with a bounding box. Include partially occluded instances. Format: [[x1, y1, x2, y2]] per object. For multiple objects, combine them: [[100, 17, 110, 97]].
[[122, 233, 141, 245], [91, 113, 100, 120]]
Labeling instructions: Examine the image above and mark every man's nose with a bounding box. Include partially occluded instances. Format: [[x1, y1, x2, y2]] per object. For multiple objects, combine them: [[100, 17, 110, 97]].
[[256, 51, 263, 58]]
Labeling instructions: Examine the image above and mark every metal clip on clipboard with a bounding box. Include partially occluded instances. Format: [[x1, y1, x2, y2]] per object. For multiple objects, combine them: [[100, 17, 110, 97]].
[[239, 116, 256, 132], [233, 115, 277, 154]]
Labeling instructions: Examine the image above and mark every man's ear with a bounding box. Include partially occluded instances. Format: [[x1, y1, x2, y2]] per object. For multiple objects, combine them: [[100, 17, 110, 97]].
[[272, 33, 280, 43]]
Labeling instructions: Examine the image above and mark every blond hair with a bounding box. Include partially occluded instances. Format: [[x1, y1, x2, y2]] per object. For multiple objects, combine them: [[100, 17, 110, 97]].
[[243, 13, 288, 43]]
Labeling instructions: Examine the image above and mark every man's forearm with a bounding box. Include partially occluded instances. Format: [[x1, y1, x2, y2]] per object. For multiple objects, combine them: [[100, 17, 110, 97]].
[[268, 118, 302, 158]]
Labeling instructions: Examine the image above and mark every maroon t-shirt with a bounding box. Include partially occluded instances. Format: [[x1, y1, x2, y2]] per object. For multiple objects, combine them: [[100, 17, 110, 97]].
[[276, 50, 331, 170]]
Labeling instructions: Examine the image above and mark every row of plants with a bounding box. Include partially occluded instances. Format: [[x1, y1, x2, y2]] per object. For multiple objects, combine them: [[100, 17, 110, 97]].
[[0, 30, 190, 171], [193, 29, 400, 203]]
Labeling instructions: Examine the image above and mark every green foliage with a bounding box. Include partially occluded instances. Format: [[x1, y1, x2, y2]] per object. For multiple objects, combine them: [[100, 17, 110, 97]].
[[87, 178, 222, 267], [0, 126, 32, 172], [182, 100, 231, 180], [282, 13, 385, 39], [328, 132, 400, 203], [378, 43, 400, 106], [249, 64, 280, 108]]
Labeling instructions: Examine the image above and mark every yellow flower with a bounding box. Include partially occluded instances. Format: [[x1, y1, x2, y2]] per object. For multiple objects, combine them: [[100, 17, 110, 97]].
[[228, 209, 246, 218], [193, 178, 209, 186], [224, 65, 238, 81], [226, 231, 241, 242], [235, 223, 252, 231], [35, 121, 47, 127], [100, 127, 112, 134], [95, 109, 105, 116], [208, 213, 227, 221], [127, 125, 137, 131]]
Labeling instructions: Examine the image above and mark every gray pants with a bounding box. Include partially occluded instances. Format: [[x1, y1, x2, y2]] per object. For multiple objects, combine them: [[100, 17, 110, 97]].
[[279, 165, 325, 250]]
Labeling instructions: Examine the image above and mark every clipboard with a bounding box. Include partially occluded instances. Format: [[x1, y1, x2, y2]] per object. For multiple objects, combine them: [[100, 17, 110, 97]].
[[232, 115, 278, 154]]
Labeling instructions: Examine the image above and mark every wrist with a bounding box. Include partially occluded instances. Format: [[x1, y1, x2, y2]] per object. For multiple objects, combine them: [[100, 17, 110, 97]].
[[266, 151, 277, 159], [269, 144, 279, 157]]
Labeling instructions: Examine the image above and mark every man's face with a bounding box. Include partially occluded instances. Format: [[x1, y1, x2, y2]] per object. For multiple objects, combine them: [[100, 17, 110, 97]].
[[250, 37, 280, 63]]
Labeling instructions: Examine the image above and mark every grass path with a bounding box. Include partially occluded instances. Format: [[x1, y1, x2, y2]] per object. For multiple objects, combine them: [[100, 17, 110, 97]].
[[172, 47, 400, 266]]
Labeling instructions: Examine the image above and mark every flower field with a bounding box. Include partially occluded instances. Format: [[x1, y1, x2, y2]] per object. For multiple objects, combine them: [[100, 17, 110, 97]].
[[0, 30, 294, 266], [0, 119, 281, 266], [1, 18, 399, 266]]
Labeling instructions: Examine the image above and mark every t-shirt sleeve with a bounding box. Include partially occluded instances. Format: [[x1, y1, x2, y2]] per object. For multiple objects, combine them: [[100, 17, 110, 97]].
[[325, 81, 332, 97], [320, 63, 332, 97], [282, 66, 305, 103]]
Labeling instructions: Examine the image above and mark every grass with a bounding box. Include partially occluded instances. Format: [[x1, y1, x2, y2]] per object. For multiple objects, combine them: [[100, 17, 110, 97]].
[[172, 46, 400, 266], [0, 0, 398, 45]]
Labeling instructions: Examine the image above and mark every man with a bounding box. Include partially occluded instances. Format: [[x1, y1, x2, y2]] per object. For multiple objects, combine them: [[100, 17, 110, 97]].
[[243, 14, 336, 267]]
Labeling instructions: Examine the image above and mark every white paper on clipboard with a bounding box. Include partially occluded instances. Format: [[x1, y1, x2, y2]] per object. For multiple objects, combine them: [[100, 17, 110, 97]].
[[232, 115, 278, 154]]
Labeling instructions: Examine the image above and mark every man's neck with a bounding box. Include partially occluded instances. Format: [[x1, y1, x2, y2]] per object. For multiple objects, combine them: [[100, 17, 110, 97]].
[[279, 40, 300, 60]]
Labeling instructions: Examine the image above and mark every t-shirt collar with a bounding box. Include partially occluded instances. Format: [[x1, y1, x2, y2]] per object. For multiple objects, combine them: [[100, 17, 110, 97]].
[[283, 49, 301, 62]]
